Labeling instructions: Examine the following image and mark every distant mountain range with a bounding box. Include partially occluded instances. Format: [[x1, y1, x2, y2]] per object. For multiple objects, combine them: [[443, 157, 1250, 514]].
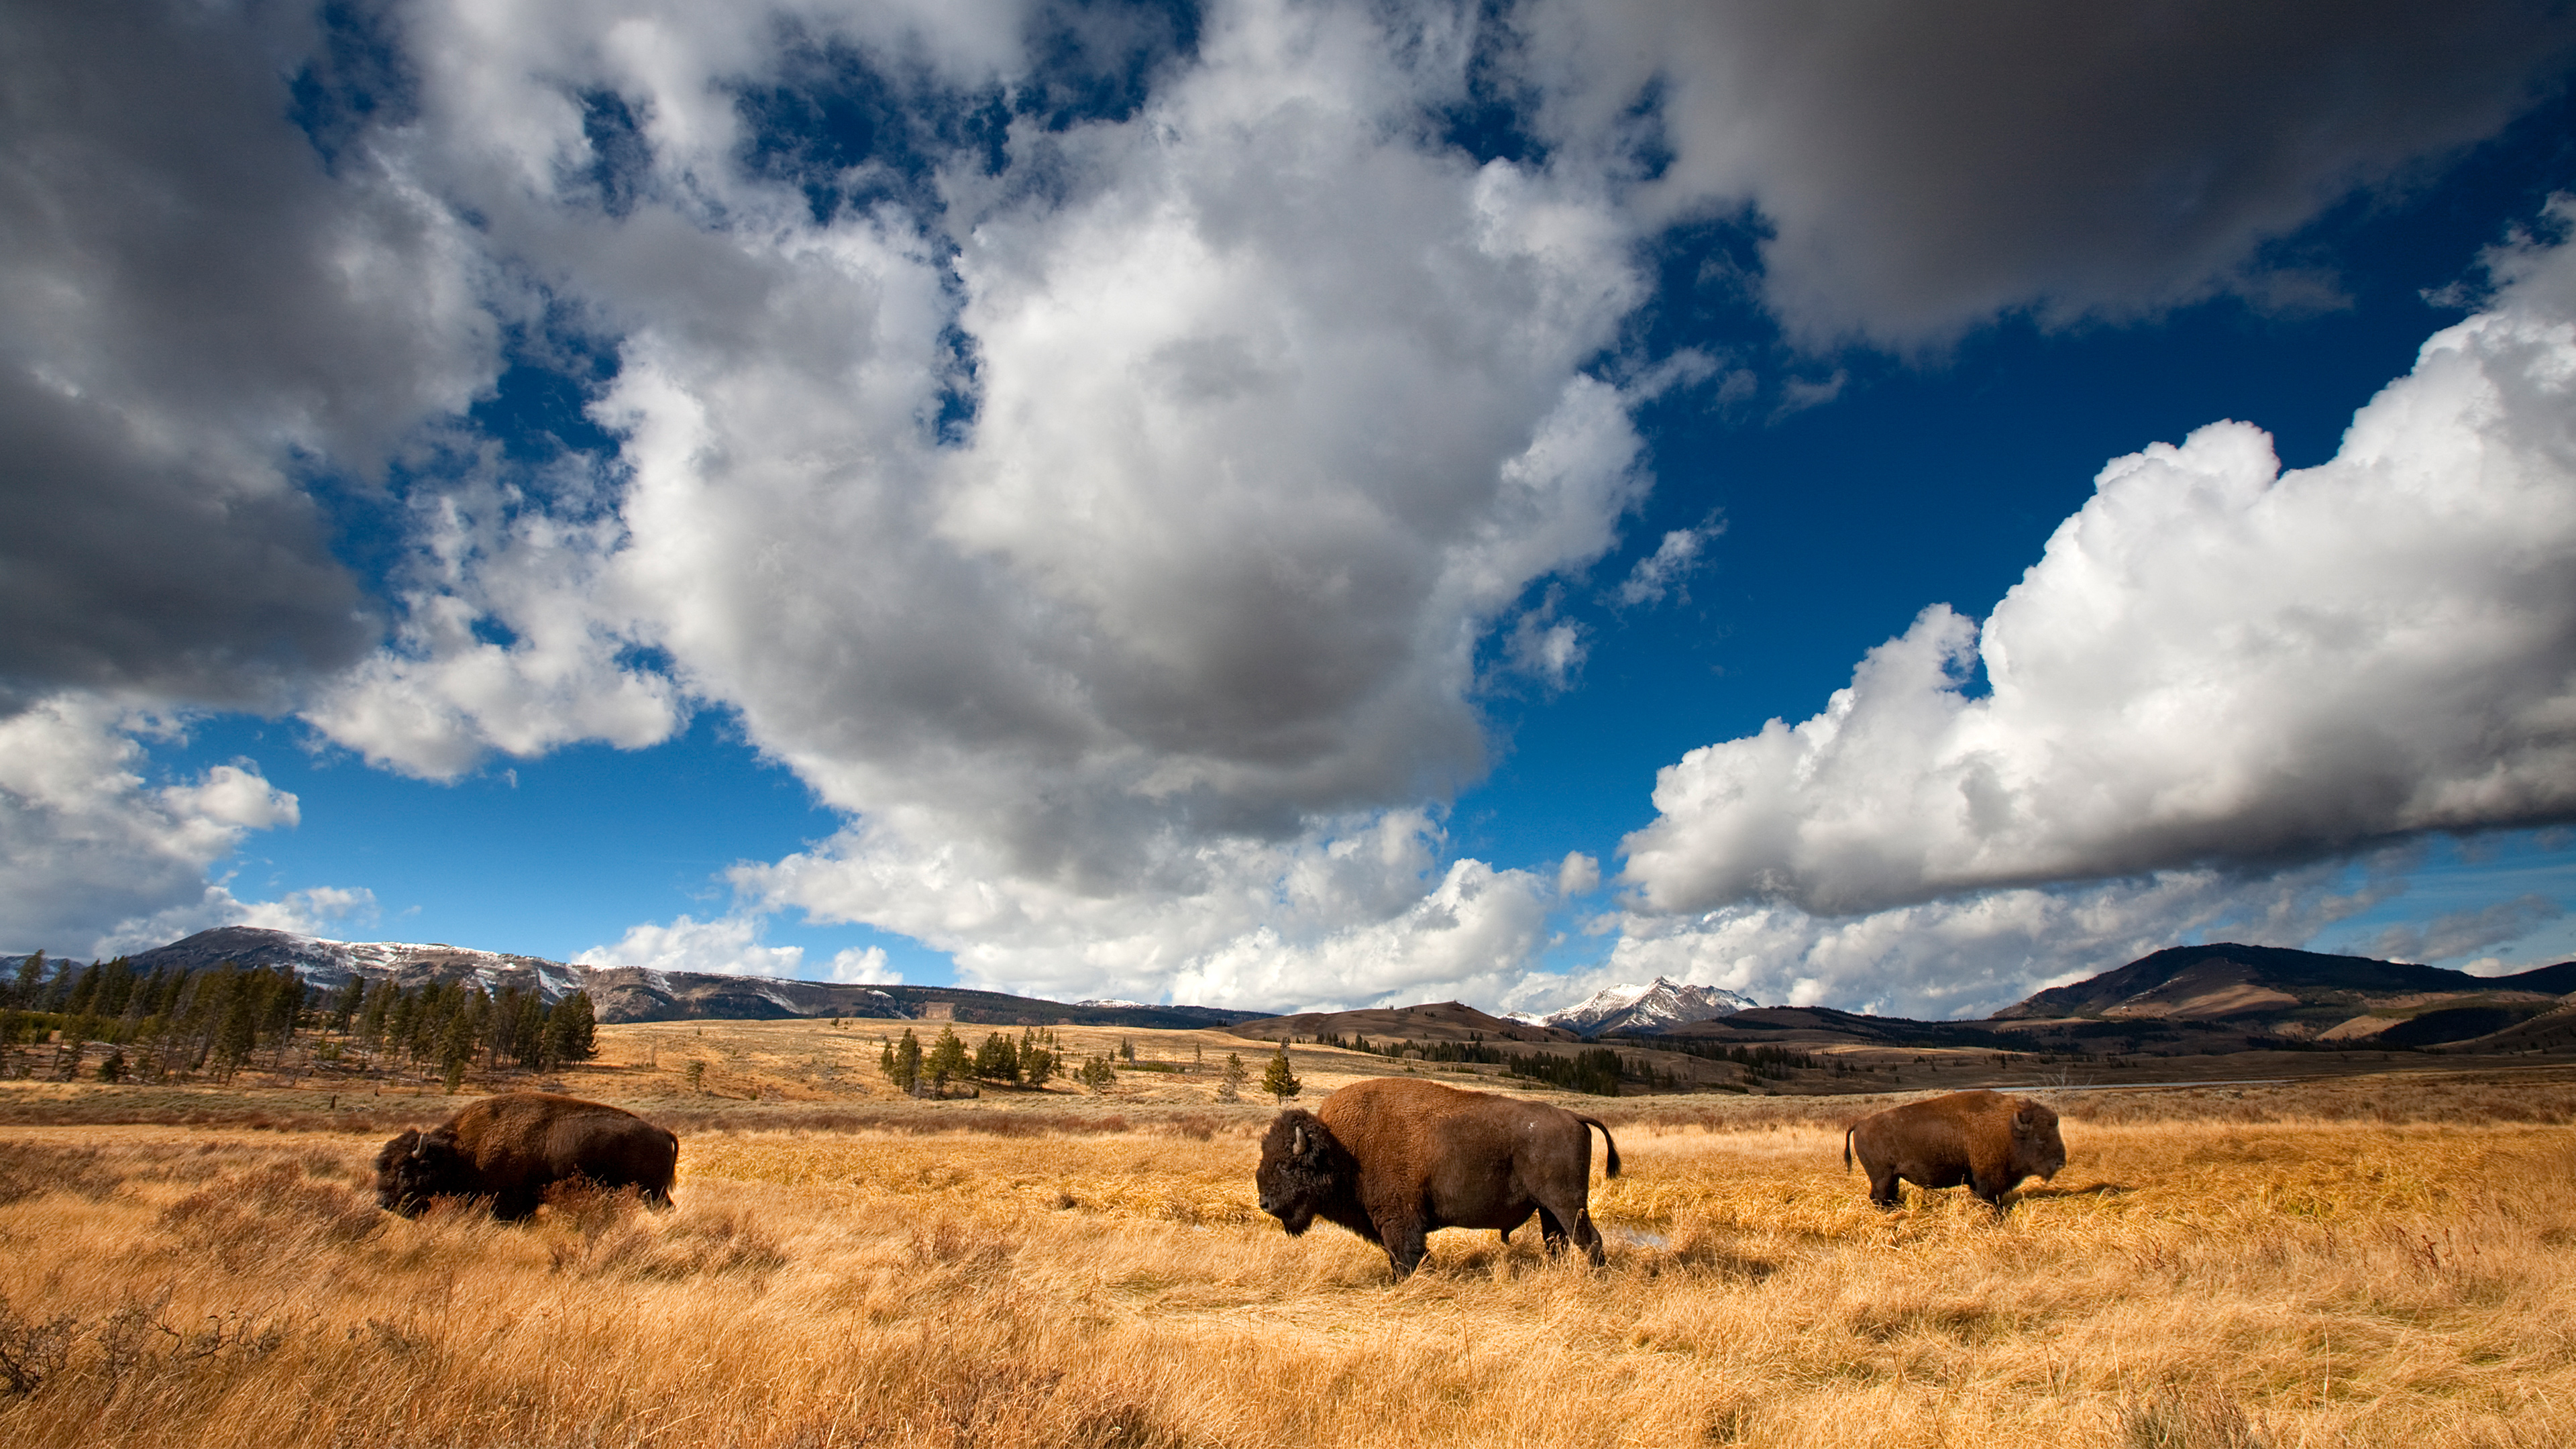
[[42, 927, 1263, 1030], [1507, 976, 1758, 1037], [9, 930, 2569, 1057], [1994, 942, 2576, 1023], [1666, 943, 2576, 1055]]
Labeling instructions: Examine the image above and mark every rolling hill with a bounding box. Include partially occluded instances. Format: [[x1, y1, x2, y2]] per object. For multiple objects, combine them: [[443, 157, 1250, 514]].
[[1230, 1000, 1576, 1045]]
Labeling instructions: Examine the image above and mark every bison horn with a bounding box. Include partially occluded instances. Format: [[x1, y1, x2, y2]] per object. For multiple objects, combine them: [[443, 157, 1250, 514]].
[[1292, 1125, 1306, 1156]]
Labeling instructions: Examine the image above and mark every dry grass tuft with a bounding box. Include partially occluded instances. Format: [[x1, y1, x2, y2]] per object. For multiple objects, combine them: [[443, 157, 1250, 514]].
[[2118, 1385, 2268, 1449]]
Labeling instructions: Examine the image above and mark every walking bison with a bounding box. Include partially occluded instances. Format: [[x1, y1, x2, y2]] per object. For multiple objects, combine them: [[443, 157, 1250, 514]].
[[1843, 1089, 2065, 1211], [374, 1091, 678, 1220], [1256, 1076, 1621, 1277]]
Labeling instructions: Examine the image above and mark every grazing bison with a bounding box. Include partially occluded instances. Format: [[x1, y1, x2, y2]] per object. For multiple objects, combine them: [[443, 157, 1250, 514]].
[[1256, 1076, 1620, 1277], [374, 1091, 678, 1220], [1843, 1089, 2064, 1212]]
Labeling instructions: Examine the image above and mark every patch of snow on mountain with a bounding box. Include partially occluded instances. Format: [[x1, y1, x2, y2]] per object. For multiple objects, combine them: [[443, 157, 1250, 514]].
[[1077, 999, 1150, 1010]]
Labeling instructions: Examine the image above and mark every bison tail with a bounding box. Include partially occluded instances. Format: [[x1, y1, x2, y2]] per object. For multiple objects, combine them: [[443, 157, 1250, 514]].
[[1843, 1126, 1854, 1173], [1578, 1116, 1621, 1179]]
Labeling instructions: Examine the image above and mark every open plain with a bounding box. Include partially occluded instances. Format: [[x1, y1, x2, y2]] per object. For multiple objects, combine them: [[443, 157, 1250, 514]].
[[1, 1020, 2571, 1448]]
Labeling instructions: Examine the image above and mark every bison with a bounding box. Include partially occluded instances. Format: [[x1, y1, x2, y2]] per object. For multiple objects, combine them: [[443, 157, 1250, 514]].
[[1843, 1089, 2065, 1212], [374, 1091, 678, 1220], [1256, 1076, 1621, 1277]]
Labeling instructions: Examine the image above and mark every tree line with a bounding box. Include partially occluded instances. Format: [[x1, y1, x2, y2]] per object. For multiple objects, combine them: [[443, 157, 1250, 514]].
[[1313, 1030, 1511, 1065], [0, 950, 594, 1087], [879, 1024, 1065, 1094]]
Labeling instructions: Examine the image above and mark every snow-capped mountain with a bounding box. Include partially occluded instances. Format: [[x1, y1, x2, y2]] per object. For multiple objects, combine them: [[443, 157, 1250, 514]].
[[1517, 977, 1757, 1037], [122, 926, 574, 998], [95, 927, 1258, 1029]]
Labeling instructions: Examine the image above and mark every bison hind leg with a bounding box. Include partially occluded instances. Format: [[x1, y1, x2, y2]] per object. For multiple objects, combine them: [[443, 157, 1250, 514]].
[[1549, 1205, 1605, 1266], [1532, 1201, 1605, 1266]]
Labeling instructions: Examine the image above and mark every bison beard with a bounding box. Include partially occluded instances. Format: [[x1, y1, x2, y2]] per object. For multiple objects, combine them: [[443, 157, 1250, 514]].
[[1843, 1089, 2066, 1213], [1254, 1077, 1620, 1278], [374, 1091, 679, 1220]]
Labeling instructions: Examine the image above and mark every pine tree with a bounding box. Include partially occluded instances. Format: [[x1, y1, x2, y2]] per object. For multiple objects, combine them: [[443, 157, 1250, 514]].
[[62, 961, 102, 1016], [1217, 1051, 1248, 1102], [6, 951, 44, 1011], [1260, 1043, 1301, 1104], [40, 955, 78, 1012], [544, 991, 597, 1062], [1019, 1026, 1057, 1088], [261, 969, 305, 1062], [1077, 1054, 1116, 1092], [973, 1031, 1020, 1083], [885, 1028, 922, 1091], [96, 958, 136, 1019], [924, 1026, 968, 1087], [380, 983, 414, 1059], [330, 975, 367, 1036], [211, 987, 257, 1083], [439, 992, 484, 1091]]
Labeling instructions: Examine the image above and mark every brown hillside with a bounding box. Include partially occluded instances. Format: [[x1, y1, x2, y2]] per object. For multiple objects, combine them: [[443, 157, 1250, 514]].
[[1234, 1000, 1576, 1044]]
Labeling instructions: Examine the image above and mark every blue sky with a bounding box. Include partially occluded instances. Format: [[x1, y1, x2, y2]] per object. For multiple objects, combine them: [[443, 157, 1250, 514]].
[[7, 0, 2576, 1018]]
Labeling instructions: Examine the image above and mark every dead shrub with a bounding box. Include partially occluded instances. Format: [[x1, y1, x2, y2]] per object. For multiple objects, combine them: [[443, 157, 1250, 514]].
[[0, 1292, 73, 1396]]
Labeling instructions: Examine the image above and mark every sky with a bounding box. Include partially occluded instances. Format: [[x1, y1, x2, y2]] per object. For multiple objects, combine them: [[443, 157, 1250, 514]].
[[6, 0, 2576, 1020]]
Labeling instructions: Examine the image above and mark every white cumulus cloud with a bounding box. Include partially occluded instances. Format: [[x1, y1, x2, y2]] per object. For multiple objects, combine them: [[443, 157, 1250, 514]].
[[1597, 855, 2418, 1020], [577, 912, 808, 978], [1624, 209, 2576, 918], [0, 694, 320, 955]]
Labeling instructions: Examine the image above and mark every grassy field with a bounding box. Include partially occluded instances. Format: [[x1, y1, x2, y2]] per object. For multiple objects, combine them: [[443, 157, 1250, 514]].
[[0, 1022, 2570, 1448]]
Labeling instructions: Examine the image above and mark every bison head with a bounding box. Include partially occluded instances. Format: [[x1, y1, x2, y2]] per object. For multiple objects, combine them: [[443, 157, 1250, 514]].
[[1255, 1109, 1354, 1236], [2011, 1101, 2067, 1183], [374, 1126, 465, 1216]]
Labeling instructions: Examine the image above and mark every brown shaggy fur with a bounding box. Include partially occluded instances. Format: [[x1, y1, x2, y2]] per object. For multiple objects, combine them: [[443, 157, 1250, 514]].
[[1256, 1077, 1620, 1277], [1843, 1089, 2065, 1211], [374, 1091, 678, 1220]]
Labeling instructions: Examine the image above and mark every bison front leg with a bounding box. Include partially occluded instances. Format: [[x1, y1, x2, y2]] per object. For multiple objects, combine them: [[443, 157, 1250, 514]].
[[1394, 1222, 1438, 1276], [1375, 1213, 1432, 1278]]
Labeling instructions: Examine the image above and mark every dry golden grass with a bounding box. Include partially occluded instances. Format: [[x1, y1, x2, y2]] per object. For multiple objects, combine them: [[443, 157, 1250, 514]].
[[1, 1071, 2572, 1448]]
